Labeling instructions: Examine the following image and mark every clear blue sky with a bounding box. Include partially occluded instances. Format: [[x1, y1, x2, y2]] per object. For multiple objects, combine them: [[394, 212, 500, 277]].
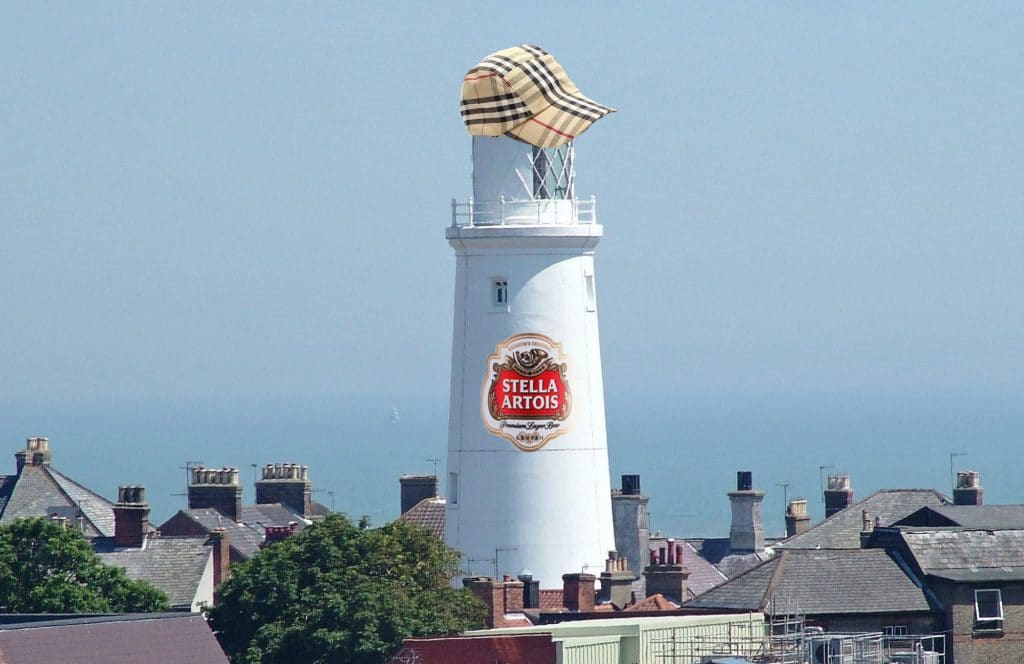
[[2, 5, 1022, 531], [3, 4, 1021, 401]]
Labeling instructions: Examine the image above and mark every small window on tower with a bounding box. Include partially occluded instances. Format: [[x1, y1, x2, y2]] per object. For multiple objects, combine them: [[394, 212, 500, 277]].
[[584, 272, 596, 312], [448, 472, 459, 505], [493, 279, 509, 307]]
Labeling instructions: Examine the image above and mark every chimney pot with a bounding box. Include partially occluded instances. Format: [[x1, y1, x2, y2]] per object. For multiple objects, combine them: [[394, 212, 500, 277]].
[[953, 470, 984, 506], [114, 484, 150, 547], [824, 474, 855, 518]]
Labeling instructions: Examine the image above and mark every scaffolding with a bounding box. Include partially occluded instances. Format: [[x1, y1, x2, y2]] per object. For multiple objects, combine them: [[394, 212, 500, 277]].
[[650, 596, 945, 663]]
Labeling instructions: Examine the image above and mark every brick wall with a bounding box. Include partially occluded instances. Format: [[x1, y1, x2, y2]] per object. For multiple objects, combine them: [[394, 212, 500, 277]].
[[931, 581, 1024, 664]]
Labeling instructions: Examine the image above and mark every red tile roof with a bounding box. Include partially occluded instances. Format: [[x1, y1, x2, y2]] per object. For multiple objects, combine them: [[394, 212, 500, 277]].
[[538, 589, 566, 610], [397, 497, 446, 539], [626, 593, 679, 612]]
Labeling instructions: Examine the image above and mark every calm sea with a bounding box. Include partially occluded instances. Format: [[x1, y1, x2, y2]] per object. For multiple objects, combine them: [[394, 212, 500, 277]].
[[2, 387, 1021, 539]]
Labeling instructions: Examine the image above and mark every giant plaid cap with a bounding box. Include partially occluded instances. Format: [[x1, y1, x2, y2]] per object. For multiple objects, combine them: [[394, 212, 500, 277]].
[[460, 44, 615, 148]]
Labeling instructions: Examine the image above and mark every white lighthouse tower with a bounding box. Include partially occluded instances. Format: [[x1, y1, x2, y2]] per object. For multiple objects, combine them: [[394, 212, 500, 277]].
[[445, 45, 616, 587]]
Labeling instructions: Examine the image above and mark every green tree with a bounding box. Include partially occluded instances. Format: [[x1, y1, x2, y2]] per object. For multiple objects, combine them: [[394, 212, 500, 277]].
[[0, 517, 169, 613], [209, 514, 485, 664]]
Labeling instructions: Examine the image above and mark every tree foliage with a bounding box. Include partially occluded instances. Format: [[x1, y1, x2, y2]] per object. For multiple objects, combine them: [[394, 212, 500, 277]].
[[0, 517, 169, 613], [209, 514, 485, 664]]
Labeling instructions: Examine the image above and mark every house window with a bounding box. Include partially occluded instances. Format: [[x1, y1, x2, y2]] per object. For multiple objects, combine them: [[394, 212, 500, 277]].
[[493, 279, 508, 307], [975, 589, 1003, 631], [883, 625, 909, 637]]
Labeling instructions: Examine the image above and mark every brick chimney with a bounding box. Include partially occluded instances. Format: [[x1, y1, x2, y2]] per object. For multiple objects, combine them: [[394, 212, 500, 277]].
[[15, 437, 52, 473], [643, 540, 690, 605], [562, 573, 596, 612], [113, 485, 150, 548], [728, 471, 765, 552], [612, 474, 649, 580], [954, 470, 983, 506], [824, 474, 854, 518], [399, 474, 439, 514], [463, 577, 505, 628], [210, 527, 231, 601], [189, 467, 242, 521], [255, 464, 312, 516], [599, 551, 634, 610], [502, 575, 524, 612], [785, 499, 812, 537]]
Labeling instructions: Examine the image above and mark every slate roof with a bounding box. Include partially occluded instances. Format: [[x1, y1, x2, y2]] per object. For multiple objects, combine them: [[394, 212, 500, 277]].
[[899, 527, 1024, 582], [895, 504, 1024, 530], [684, 537, 774, 579], [777, 489, 950, 550], [95, 536, 212, 610], [0, 613, 228, 664], [398, 497, 446, 539], [160, 503, 307, 559], [0, 465, 116, 537], [685, 548, 934, 615], [648, 539, 728, 598]]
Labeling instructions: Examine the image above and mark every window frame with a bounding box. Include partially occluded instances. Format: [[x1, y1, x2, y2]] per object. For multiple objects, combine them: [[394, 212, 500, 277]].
[[974, 588, 1004, 631], [492, 278, 509, 310]]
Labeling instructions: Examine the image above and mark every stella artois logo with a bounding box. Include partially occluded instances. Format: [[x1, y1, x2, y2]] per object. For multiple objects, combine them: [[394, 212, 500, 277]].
[[481, 333, 572, 452]]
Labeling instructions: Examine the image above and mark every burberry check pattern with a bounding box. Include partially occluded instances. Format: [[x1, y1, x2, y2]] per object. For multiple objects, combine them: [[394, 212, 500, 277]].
[[461, 44, 614, 148]]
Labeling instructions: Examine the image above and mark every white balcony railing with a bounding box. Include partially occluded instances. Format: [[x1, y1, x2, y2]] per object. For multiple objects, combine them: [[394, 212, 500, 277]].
[[450, 196, 597, 228]]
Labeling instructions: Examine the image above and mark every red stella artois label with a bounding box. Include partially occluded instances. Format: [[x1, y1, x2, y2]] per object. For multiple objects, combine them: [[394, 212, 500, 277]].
[[481, 333, 572, 452]]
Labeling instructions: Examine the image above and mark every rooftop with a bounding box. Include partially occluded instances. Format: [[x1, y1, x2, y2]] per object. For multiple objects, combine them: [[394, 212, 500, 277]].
[[95, 535, 212, 610], [685, 548, 934, 615], [777, 488, 950, 550], [397, 496, 446, 539], [898, 527, 1024, 582], [0, 462, 116, 538], [0, 613, 228, 664]]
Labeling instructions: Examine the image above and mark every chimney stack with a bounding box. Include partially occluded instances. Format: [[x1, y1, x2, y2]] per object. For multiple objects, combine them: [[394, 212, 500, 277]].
[[15, 437, 52, 473], [562, 573, 596, 613], [642, 540, 689, 604], [113, 485, 150, 548], [954, 471, 983, 506], [518, 572, 540, 609], [824, 474, 854, 518], [462, 577, 505, 628], [210, 527, 231, 602], [188, 467, 242, 522], [611, 474, 650, 581], [785, 499, 812, 537], [255, 463, 312, 517], [859, 509, 875, 548], [728, 471, 765, 552], [599, 551, 634, 610], [399, 474, 439, 514]]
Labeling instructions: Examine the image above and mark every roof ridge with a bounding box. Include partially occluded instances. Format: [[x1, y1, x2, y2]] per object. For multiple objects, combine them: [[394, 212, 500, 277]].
[[44, 466, 113, 535], [1, 466, 105, 534], [46, 466, 116, 506]]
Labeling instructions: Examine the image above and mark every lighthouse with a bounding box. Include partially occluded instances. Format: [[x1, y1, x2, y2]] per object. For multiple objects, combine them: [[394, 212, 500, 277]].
[[444, 45, 616, 587]]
